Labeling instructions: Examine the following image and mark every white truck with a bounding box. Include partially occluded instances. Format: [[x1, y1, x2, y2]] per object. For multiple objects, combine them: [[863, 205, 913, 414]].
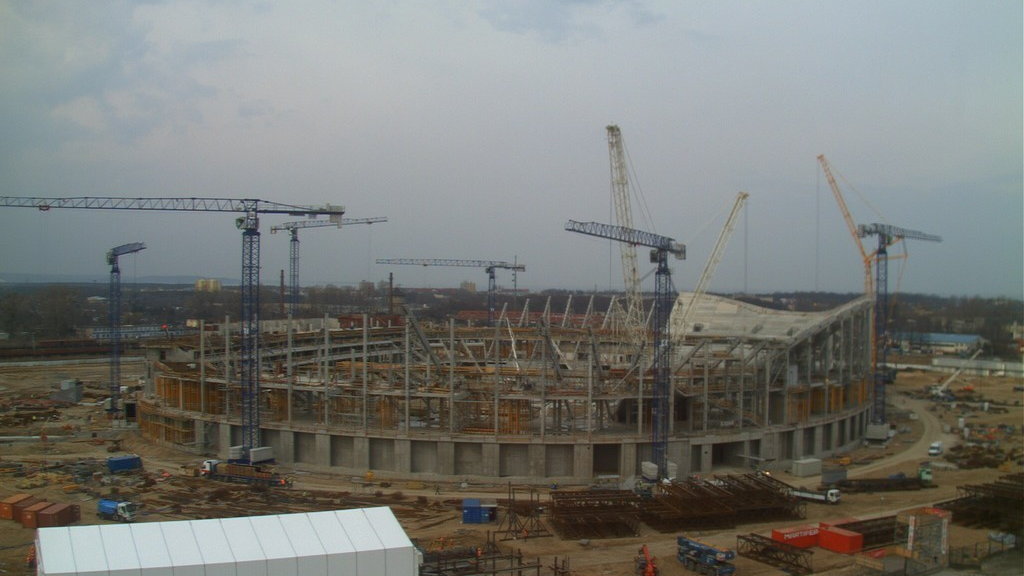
[[790, 487, 841, 504]]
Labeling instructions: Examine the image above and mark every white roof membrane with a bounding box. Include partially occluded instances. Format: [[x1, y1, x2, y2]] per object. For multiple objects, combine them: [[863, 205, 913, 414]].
[[35, 507, 412, 576]]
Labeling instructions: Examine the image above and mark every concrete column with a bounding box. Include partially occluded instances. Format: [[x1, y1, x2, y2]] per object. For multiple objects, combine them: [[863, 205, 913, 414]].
[[352, 437, 370, 470], [812, 425, 823, 456], [792, 428, 805, 459], [194, 420, 206, 454], [218, 423, 232, 459], [830, 421, 840, 451], [315, 433, 331, 467], [394, 439, 411, 474], [528, 444, 545, 478], [761, 432, 779, 463], [277, 430, 295, 464], [437, 441, 455, 476], [671, 439, 690, 478], [481, 443, 500, 477], [573, 444, 593, 480], [699, 443, 712, 474], [620, 443, 637, 478]]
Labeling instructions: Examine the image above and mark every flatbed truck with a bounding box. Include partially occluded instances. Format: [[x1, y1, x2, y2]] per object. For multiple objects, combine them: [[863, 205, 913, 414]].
[[200, 459, 293, 488]]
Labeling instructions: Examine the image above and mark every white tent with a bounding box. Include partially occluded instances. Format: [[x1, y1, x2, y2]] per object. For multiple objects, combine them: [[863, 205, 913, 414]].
[[36, 506, 418, 576]]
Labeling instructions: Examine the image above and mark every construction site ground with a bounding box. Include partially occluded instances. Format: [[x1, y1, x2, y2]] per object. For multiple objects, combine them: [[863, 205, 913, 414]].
[[0, 357, 1021, 576]]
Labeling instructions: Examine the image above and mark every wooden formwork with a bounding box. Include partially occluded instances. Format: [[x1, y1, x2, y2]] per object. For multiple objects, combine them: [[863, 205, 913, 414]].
[[138, 402, 196, 446]]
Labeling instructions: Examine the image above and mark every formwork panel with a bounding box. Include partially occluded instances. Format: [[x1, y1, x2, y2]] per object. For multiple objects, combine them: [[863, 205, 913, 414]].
[[295, 432, 317, 464], [331, 435, 354, 468], [369, 438, 394, 471], [454, 443, 483, 476], [499, 444, 529, 477], [545, 445, 573, 477], [410, 441, 437, 474]]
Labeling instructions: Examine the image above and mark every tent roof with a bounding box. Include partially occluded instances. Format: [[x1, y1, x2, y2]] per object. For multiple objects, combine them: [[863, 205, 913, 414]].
[[36, 506, 415, 576]]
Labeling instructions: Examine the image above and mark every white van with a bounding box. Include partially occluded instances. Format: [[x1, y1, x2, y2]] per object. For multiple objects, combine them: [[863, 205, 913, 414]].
[[928, 441, 943, 456]]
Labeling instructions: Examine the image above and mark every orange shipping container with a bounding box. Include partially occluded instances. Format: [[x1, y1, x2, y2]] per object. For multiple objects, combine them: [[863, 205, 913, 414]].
[[36, 503, 81, 528], [9, 496, 40, 523], [0, 494, 35, 520], [20, 501, 52, 529]]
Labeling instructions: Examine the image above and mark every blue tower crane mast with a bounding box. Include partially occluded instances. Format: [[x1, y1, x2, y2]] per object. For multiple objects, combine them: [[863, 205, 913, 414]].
[[565, 219, 685, 479], [271, 216, 387, 318], [858, 222, 941, 424], [0, 196, 344, 462], [107, 242, 146, 420]]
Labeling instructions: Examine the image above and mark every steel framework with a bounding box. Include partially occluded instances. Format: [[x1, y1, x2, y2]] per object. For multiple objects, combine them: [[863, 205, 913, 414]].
[[736, 533, 813, 576]]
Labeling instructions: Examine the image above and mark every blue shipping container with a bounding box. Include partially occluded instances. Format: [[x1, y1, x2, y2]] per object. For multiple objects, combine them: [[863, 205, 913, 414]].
[[107, 455, 142, 473], [462, 499, 483, 524]]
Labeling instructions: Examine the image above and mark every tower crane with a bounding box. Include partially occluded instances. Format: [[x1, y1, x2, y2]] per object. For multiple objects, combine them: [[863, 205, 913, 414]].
[[566, 219, 685, 479], [375, 258, 524, 325], [271, 216, 387, 318], [671, 191, 748, 340], [1, 196, 345, 462], [606, 125, 645, 338], [106, 242, 146, 420], [858, 222, 941, 423]]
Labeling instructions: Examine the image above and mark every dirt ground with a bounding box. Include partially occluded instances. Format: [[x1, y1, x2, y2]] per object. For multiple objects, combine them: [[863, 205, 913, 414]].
[[0, 359, 1021, 576]]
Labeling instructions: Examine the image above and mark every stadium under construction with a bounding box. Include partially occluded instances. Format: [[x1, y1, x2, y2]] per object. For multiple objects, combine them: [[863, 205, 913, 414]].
[[138, 291, 875, 484]]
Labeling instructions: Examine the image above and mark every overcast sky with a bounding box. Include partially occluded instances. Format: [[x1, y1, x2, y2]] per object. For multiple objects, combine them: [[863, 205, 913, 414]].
[[1, 1, 1021, 299]]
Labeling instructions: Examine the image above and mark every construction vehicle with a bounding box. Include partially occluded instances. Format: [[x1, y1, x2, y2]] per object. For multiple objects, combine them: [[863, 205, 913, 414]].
[[200, 459, 293, 488], [826, 463, 935, 493], [96, 499, 136, 522], [754, 471, 841, 504], [677, 535, 736, 576], [790, 486, 841, 504], [636, 544, 659, 575], [929, 349, 983, 400]]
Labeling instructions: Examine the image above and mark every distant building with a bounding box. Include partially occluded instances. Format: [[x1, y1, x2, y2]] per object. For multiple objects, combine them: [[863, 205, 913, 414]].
[[195, 278, 222, 292], [892, 332, 985, 355]]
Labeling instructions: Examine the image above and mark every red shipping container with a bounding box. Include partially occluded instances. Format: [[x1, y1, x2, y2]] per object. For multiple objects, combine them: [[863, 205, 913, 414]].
[[771, 525, 820, 549], [20, 501, 51, 529], [819, 526, 863, 554], [9, 496, 39, 523], [36, 503, 80, 528], [0, 494, 35, 521]]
